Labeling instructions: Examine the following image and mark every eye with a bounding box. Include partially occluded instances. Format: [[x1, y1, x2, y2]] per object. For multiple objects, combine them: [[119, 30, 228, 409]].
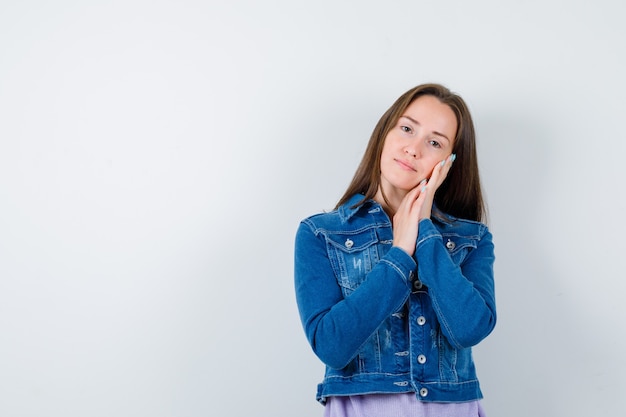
[[429, 139, 441, 148], [400, 125, 413, 134]]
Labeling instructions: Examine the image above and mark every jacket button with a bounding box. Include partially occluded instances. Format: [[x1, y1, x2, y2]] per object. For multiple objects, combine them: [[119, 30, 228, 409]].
[[446, 239, 456, 251], [417, 316, 426, 326], [419, 388, 428, 397], [417, 354, 427, 364], [345, 239, 354, 249], [408, 270, 416, 281], [413, 280, 423, 290]]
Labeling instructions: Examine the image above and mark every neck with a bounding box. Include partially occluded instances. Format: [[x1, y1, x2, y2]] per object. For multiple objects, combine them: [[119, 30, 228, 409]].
[[373, 187, 406, 220]]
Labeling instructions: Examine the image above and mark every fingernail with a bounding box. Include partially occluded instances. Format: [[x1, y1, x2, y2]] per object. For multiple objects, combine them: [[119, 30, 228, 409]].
[[451, 153, 457, 162], [420, 179, 427, 185], [440, 160, 446, 167], [421, 186, 427, 193]]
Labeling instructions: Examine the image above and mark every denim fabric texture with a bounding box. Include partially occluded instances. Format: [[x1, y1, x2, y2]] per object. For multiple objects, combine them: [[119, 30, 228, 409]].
[[294, 194, 496, 404]]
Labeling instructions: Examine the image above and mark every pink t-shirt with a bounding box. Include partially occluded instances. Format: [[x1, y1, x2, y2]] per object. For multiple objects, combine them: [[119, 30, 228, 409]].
[[324, 393, 486, 417]]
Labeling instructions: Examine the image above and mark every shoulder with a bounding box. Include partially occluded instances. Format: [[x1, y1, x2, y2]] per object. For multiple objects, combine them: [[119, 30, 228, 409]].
[[432, 215, 491, 240], [300, 209, 342, 233], [298, 195, 386, 235]]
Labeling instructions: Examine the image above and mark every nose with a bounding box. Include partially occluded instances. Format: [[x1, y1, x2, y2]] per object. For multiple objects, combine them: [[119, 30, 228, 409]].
[[404, 145, 418, 158]]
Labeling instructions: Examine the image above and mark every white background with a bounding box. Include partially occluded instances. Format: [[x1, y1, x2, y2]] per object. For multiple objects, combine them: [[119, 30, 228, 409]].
[[1, 1, 625, 416]]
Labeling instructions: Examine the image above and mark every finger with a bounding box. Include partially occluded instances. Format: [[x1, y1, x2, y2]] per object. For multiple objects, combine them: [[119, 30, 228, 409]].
[[395, 184, 421, 217], [410, 179, 428, 206], [396, 179, 427, 219], [414, 183, 428, 205], [429, 153, 456, 188], [402, 179, 427, 203]]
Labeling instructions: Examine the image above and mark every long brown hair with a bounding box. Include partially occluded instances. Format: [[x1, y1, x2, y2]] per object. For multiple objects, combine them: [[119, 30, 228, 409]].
[[335, 83, 486, 222]]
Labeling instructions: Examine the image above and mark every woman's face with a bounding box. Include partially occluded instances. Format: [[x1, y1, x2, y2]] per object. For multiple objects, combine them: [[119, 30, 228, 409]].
[[379, 95, 457, 198]]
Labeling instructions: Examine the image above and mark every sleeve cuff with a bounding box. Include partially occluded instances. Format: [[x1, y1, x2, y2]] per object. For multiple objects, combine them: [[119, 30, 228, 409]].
[[383, 246, 418, 285]]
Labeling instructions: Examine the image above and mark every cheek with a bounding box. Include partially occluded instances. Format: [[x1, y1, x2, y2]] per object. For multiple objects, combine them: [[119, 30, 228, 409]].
[[379, 139, 396, 167], [422, 159, 440, 177], [380, 136, 396, 156]]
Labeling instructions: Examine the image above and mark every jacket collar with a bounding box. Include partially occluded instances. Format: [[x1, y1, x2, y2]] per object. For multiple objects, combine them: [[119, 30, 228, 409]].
[[338, 194, 376, 222], [337, 193, 455, 225]]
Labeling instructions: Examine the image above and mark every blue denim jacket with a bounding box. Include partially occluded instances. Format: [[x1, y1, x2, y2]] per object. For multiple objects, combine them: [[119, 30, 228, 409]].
[[294, 194, 496, 404]]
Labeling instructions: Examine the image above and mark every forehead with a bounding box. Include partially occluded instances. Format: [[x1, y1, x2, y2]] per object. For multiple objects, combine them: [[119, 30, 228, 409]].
[[402, 95, 458, 139]]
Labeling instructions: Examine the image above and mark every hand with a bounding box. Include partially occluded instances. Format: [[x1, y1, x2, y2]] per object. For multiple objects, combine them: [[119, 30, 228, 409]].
[[391, 153, 456, 256], [418, 153, 456, 220], [392, 179, 427, 257]]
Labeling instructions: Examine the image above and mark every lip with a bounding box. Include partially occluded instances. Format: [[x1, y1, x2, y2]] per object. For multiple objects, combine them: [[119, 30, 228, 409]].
[[395, 158, 417, 172]]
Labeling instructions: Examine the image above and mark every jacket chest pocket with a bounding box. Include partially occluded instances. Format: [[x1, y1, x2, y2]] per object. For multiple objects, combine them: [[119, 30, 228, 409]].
[[325, 229, 383, 297], [442, 235, 478, 265]]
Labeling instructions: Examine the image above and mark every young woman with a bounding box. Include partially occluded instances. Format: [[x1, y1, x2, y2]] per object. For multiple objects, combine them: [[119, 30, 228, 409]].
[[294, 83, 496, 416]]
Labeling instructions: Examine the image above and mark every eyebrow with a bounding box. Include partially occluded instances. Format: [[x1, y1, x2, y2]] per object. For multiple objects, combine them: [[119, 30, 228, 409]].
[[400, 115, 451, 143]]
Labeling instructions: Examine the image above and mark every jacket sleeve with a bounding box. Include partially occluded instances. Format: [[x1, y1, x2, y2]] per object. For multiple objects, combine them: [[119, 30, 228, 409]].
[[294, 220, 414, 369], [415, 218, 497, 349]]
